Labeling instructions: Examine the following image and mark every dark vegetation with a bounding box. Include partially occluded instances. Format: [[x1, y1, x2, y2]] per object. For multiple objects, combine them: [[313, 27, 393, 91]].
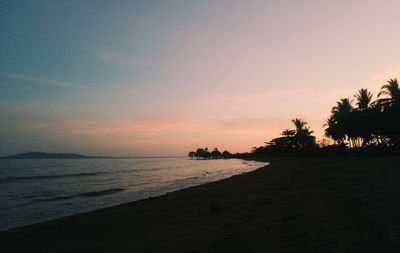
[[236, 78, 400, 158], [188, 148, 233, 159]]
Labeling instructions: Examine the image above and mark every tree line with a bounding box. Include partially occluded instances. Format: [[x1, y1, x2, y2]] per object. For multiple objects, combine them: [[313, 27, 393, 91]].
[[188, 147, 233, 159], [251, 117, 316, 155], [324, 79, 400, 147], [250, 78, 400, 156], [188, 78, 400, 158]]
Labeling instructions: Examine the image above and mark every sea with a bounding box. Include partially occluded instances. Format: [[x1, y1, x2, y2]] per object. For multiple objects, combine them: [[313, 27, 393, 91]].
[[0, 157, 267, 231]]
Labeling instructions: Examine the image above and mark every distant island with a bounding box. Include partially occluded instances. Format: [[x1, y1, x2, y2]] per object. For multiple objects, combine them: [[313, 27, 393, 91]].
[[0, 152, 98, 159], [0, 152, 180, 159]]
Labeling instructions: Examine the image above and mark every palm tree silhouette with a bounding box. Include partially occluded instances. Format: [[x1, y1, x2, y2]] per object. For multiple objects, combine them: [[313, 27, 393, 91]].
[[354, 88, 373, 110], [378, 78, 400, 107], [210, 148, 222, 159], [291, 118, 308, 132], [323, 117, 345, 145], [292, 118, 315, 149], [323, 82, 400, 147], [327, 98, 355, 146], [332, 98, 353, 117]]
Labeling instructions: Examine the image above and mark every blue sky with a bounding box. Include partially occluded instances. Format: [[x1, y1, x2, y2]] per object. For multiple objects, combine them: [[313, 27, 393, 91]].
[[1, 0, 400, 156]]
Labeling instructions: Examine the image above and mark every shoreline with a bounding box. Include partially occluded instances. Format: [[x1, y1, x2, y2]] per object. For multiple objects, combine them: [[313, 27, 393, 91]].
[[2, 156, 400, 252], [0, 158, 267, 232]]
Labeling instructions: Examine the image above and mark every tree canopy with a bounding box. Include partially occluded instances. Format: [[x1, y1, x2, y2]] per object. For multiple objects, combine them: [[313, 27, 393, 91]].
[[190, 78, 400, 158], [324, 79, 400, 148], [188, 147, 232, 159]]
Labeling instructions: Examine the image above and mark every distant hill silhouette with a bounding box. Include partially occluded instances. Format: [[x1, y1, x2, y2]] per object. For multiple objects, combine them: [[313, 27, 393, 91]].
[[0, 152, 98, 159]]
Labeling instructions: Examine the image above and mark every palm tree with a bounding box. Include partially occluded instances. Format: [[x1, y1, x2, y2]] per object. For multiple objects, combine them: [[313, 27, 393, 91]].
[[291, 118, 315, 149], [210, 148, 222, 159], [203, 147, 211, 159], [331, 98, 353, 118], [376, 79, 400, 145], [351, 89, 374, 146], [291, 118, 308, 132], [378, 78, 400, 107], [323, 116, 345, 145], [354, 88, 373, 110], [281, 129, 295, 137], [195, 148, 205, 159], [329, 98, 355, 146]]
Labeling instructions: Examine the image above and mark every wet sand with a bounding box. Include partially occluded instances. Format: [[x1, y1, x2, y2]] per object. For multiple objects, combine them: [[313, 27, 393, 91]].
[[1, 157, 400, 252]]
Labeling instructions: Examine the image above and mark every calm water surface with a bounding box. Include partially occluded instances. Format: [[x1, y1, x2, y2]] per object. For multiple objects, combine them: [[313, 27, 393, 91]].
[[0, 158, 267, 231]]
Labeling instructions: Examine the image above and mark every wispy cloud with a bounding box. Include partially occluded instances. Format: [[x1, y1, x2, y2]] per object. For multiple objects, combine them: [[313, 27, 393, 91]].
[[58, 116, 197, 136], [0, 72, 90, 88], [99, 51, 150, 67]]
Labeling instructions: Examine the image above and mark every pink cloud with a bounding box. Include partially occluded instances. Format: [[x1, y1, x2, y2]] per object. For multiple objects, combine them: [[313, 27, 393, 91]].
[[106, 138, 196, 146], [57, 113, 200, 137]]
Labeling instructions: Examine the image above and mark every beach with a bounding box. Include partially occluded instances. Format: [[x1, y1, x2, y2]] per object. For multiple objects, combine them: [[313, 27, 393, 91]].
[[1, 156, 400, 252], [0, 158, 265, 230]]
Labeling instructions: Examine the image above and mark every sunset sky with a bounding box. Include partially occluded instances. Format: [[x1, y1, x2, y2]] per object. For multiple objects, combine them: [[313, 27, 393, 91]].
[[1, 0, 400, 156]]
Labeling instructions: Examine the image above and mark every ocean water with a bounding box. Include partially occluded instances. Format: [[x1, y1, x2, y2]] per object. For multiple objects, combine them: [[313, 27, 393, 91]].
[[0, 158, 267, 231]]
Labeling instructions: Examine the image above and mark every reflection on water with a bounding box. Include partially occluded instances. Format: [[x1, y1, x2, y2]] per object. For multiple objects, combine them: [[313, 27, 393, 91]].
[[0, 158, 267, 230]]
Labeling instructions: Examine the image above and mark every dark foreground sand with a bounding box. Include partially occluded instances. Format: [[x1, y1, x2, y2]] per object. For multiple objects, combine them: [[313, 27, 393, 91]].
[[1, 157, 400, 252]]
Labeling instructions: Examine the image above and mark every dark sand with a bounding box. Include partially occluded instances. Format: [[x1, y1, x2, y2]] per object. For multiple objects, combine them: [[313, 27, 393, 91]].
[[1, 157, 400, 252]]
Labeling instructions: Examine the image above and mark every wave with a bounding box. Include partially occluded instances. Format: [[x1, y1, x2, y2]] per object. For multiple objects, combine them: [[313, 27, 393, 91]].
[[168, 176, 202, 185], [78, 188, 125, 197], [1, 167, 170, 184], [0, 172, 110, 183], [29, 188, 126, 204], [1, 187, 126, 210]]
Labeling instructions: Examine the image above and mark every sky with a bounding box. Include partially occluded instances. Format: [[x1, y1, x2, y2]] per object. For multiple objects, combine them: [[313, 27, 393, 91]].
[[1, 0, 400, 156]]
